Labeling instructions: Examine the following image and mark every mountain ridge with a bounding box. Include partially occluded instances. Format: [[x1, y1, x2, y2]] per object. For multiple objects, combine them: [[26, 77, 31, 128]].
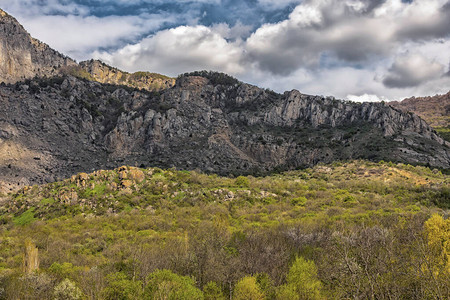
[[0, 9, 449, 193], [389, 91, 450, 128]]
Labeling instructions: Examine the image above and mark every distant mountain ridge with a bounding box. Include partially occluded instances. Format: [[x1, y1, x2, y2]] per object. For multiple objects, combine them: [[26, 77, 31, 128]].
[[389, 92, 450, 128], [0, 8, 449, 193], [0, 9, 174, 92]]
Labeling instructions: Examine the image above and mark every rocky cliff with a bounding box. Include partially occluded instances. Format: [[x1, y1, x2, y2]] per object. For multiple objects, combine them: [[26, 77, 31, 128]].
[[0, 9, 448, 193], [0, 9, 76, 83], [0, 73, 448, 193], [78, 60, 175, 92]]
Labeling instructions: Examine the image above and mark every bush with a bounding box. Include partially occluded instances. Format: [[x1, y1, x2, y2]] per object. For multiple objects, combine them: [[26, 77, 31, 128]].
[[204, 281, 225, 300], [54, 279, 85, 300], [233, 276, 265, 300], [102, 272, 142, 300], [145, 269, 203, 300], [281, 257, 323, 300]]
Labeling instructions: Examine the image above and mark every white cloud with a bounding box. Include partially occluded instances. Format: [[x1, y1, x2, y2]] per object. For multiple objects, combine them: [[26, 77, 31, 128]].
[[1, 0, 449, 101], [96, 25, 245, 76], [18, 14, 173, 61], [0, 0, 89, 17], [346, 94, 385, 102], [211, 22, 253, 40], [245, 0, 450, 74]]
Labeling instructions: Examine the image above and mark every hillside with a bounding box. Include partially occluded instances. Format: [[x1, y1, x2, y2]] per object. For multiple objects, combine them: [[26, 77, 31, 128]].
[[0, 74, 449, 194], [0, 161, 448, 299], [389, 92, 450, 128], [78, 60, 175, 92], [390, 92, 450, 142], [0, 9, 174, 92], [0, 8, 449, 193]]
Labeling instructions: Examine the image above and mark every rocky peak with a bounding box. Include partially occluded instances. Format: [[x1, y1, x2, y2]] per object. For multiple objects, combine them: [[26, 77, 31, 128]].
[[0, 11, 448, 193], [78, 59, 175, 92], [0, 8, 76, 84]]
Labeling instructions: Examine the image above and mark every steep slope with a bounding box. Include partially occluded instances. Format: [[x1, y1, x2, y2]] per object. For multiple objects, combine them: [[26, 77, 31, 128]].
[[0, 9, 448, 193], [0, 73, 448, 193], [0, 9, 76, 83], [389, 92, 450, 128], [78, 59, 175, 92]]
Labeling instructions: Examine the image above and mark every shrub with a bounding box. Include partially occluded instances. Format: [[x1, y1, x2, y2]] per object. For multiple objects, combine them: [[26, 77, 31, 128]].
[[233, 276, 264, 300], [145, 269, 203, 300], [54, 279, 85, 300]]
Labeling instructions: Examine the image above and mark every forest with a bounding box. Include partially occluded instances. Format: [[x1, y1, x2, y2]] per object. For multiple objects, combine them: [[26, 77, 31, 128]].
[[0, 160, 448, 299]]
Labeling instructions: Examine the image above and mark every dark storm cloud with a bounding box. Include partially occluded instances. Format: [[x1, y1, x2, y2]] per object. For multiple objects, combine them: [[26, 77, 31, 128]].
[[396, 2, 450, 41], [245, 0, 450, 76]]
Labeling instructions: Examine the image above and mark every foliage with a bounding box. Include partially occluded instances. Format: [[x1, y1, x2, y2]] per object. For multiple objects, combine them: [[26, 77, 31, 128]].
[[424, 214, 450, 276], [203, 281, 225, 300], [435, 127, 450, 142], [53, 278, 85, 300], [0, 161, 449, 299], [283, 257, 322, 300], [179, 71, 240, 86], [102, 272, 143, 300], [145, 269, 203, 300], [13, 208, 35, 225], [233, 276, 265, 300]]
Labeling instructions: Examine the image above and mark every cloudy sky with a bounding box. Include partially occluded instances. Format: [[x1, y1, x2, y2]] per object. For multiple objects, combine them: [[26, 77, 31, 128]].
[[1, 0, 449, 101]]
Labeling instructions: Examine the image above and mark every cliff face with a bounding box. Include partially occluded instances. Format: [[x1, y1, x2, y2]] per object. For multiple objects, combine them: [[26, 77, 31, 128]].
[[0, 74, 448, 193], [0, 9, 448, 193], [78, 60, 175, 92], [0, 9, 76, 83]]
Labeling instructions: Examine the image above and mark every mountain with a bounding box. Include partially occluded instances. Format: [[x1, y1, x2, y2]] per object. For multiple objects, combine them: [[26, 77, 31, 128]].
[[389, 92, 450, 128], [78, 59, 175, 91], [0, 9, 449, 193], [0, 9, 76, 83]]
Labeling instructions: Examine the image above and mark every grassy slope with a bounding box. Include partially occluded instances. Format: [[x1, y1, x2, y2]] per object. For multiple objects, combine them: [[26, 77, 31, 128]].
[[0, 160, 449, 299]]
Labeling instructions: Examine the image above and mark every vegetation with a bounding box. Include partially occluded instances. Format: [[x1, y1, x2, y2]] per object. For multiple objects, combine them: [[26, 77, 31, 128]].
[[435, 127, 450, 142], [0, 160, 449, 299], [179, 70, 240, 86], [60, 66, 96, 82]]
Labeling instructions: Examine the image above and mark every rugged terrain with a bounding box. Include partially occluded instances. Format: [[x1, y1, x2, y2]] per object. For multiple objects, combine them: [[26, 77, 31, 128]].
[[390, 92, 450, 128], [0, 73, 448, 193], [0, 8, 449, 193], [0, 9, 76, 84], [78, 59, 175, 92]]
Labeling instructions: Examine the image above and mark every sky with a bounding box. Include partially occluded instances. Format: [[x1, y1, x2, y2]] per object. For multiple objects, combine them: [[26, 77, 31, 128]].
[[1, 0, 449, 101]]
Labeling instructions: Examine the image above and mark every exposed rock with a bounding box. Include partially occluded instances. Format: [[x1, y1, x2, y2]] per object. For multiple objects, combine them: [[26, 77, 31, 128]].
[[0, 73, 448, 193], [0, 10, 448, 193], [128, 168, 145, 183], [0, 9, 76, 84], [78, 59, 175, 92]]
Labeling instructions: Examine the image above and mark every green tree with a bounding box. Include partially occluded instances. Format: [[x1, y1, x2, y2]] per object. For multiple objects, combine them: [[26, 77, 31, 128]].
[[145, 269, 203, 300], [102, 272, 142, 300], [277, 257, 323, 300], [204, 281, 225, 300], [233, 276, 265, 300]]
